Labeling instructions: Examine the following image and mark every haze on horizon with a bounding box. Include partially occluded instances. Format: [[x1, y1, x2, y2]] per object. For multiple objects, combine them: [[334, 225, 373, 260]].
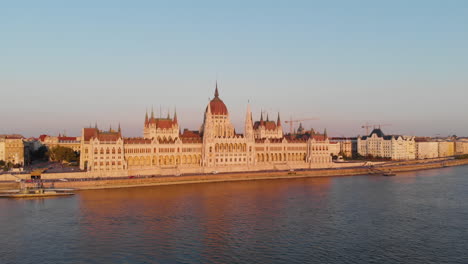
[[1, 1, 467, 138]]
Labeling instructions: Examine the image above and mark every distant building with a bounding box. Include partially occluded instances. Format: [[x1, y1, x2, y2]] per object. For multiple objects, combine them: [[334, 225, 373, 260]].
[[415, 138, 439, 159], [39, 134, 81, 152], [329, 137, 354, 158], [357, 128, 416, 160], [437, 141, 455, 157]]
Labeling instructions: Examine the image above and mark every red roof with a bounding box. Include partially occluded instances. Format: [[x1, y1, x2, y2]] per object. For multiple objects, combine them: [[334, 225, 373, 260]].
[[209, 97, 228, 115], [83, 128, 98, 141], [39, 134, 48, 142], [97, 133, 121, 142], [147, 118, 176, 129], [83, 128, 121, 142], [180, 130, 202, 143], [310, 135, 327, 141]]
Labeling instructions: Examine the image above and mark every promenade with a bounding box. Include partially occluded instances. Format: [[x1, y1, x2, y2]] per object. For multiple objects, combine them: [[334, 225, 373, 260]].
[[1, 158, 465, 191]]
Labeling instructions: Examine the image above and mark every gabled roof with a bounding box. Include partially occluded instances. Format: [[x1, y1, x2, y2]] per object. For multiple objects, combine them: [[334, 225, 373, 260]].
[[253, 120, 278, 130]]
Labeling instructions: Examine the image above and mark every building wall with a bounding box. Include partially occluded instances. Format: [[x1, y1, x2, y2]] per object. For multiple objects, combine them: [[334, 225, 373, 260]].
[[0, 138, 5, 161], [438, 141, 455, 157], [416, 142, 439, 159], [455, 141, 468, 155]]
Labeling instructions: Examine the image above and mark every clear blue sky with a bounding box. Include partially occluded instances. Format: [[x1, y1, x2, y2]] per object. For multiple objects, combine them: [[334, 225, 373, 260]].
[[1, 0, 467, 137]]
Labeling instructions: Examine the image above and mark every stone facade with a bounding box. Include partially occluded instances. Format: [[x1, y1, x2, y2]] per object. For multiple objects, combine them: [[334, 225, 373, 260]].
[[455, 140, 468, 155], [80, 86, 333, 173], [415, 139, 439, 159], [357, 128, 416, 160], [0, 136, 25, 165]]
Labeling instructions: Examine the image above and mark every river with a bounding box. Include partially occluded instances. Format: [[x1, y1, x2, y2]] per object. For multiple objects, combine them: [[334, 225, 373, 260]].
[[1, 166, 467, 264]]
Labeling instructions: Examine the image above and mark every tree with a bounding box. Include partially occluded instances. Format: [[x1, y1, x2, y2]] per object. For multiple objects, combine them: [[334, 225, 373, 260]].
[[0, 160, 5, 167], [47, 146, 79, 163], [32, 146, 48, 161]]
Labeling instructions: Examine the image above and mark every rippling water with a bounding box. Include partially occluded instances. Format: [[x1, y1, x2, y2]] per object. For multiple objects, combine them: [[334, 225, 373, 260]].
[[1, 166, 468, 264]]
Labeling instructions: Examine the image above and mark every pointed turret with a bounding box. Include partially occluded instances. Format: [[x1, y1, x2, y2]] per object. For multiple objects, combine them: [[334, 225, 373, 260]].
[[245, 103, 254, 140], [277, 113, 282, 127], [324, 128, 328, 139], [118, 123, 121, 132], [95, 122, 98, 130], [109, 124, 112, 132], [173, 108, 178, 123], [266, 113, 269, 122], [145, 110, 149, 125], [151, 106, 154, 119]]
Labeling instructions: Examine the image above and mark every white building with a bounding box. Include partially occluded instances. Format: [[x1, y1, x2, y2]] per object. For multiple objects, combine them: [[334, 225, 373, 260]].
[[357, 128, 416, 160]]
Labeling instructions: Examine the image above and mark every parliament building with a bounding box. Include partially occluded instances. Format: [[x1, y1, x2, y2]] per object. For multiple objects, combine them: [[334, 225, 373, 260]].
[[79, 86, 333, 175]]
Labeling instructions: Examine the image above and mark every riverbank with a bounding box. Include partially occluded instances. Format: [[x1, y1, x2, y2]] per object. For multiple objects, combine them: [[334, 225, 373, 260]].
[[12, 158, 466, 191]]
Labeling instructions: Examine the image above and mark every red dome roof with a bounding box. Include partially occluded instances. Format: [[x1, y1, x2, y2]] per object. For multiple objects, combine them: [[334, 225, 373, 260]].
[[207, 85, 228, 115]]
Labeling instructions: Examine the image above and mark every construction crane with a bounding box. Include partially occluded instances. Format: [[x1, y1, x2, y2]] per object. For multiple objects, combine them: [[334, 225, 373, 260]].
[[284, 117, 319, 135], [361, 123, 392, 135]]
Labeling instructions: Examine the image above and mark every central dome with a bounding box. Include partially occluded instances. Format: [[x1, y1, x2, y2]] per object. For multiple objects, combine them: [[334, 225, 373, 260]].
[[208, 85, 228, 115]]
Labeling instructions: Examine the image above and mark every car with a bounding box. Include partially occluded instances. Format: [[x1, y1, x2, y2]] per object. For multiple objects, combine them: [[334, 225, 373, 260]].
[[58, 178, 68, 182], [211, 171, 218, 174]]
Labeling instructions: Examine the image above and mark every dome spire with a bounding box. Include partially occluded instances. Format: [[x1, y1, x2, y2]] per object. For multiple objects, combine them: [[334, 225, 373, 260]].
[[214, 81, 219, 98]]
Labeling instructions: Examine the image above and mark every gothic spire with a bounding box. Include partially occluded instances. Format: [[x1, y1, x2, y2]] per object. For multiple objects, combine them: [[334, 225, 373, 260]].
[[145, 110, 149, 124], [260, 110, 264, 126], [151, 106, 154, 119], [277, 112, 281, 126], [173, 107, 178, 123]]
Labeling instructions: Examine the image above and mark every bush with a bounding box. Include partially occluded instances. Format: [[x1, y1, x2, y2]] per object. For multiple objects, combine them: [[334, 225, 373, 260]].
[[455, 154, 468, 159]]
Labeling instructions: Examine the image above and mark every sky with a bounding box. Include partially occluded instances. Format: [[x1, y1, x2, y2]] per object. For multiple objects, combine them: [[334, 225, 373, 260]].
[[1, 0, 467, 138]]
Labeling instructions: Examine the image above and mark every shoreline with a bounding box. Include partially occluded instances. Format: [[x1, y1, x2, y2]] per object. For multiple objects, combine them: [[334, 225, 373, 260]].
[[28, 158, 468, 191]]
